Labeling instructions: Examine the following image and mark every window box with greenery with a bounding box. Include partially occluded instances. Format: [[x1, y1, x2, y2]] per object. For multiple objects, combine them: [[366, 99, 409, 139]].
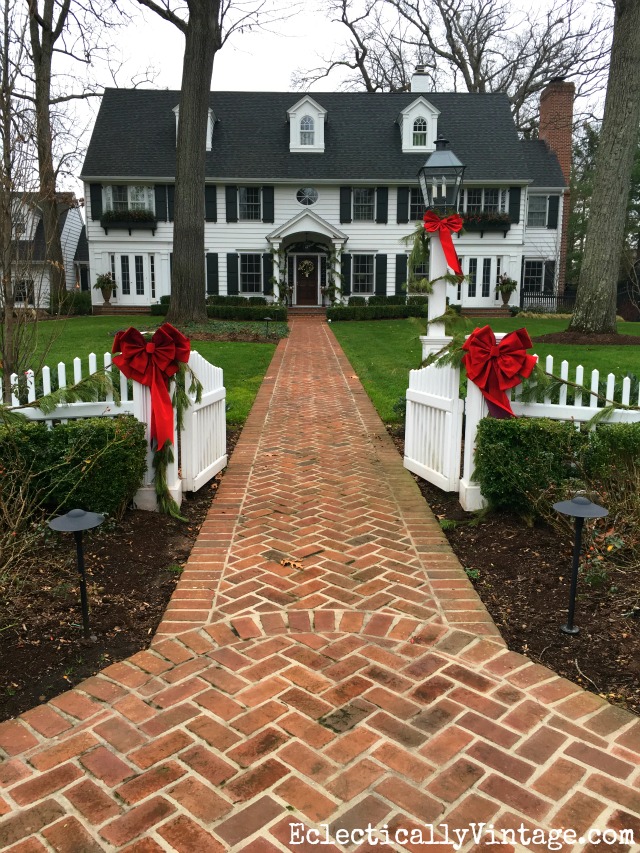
[[100, 208, 158, 235], [495, 273, 518, 304], [461, 211, 511, 236], [93, 272, 117, 304]]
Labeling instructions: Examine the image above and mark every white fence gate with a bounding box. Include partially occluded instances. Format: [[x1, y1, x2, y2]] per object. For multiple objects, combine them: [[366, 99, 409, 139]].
[[404, 363, 463, 491], [405, 350, 640, 511], [7, 349, 226, 511]]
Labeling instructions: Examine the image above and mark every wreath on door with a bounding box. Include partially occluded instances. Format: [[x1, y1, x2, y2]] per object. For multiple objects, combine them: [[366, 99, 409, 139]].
[[298, 260, 315, 278]]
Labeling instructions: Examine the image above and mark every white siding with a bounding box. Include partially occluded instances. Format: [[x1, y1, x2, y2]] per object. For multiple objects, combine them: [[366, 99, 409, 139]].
[[60, 207, 84, 291]]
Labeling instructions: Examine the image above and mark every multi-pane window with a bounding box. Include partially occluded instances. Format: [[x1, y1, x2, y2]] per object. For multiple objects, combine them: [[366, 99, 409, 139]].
[[120, 256, 131, 295], [240, 254, 262, 292], [106, 185, 154, 213], [109, 254, 117, 285], [527, 196, 548, 227], [482, 258, 492, 297], [353, 188, 375, 221], [410, 188, 425, 221], [150, 255, 156, 299], [352, 255, 375, 293], [300, 115, 314, 146], [413, 117, 427, 146], [238, 187, 261, 220], [463, 188, 508, 213], [523, 260, 544, 291], [135, 255, 144, 296], [468, 258, 478, 298], [14, 279, 35, 303], [496, 256, 502, 283]]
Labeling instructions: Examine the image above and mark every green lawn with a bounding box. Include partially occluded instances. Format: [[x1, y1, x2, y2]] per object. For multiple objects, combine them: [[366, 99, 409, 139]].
[[331, 316, 640, 423], [32, 315, 278, 425]]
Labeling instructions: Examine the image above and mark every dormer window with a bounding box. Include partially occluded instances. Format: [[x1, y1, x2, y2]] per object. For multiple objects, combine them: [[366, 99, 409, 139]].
[[413, 117, 427, 146], [300, 116, 315, 146], [287, 96, 326, 153]]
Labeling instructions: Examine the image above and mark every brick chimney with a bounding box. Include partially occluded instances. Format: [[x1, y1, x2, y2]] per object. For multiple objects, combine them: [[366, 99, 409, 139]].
[[539, 78, 575, 292]]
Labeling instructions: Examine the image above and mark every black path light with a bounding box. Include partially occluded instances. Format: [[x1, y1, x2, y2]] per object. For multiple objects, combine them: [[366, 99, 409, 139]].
[[553, 494, 608, 635], [263, 316, 272, 338], [48, 509, 104, 639]]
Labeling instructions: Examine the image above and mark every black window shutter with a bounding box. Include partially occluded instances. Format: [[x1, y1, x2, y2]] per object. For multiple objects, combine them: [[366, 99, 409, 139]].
[[262, 186, 274, 223], [340, 187, 352, 224], [227, 253, 239, 294], [225, 186, 238, 223], [547, 195, 559, 229], [341, 253, 352, 296], [376, 187, 388, 224], [395, 255, 408, 295], [206, 253, 219, 295], [375, 254, 387, 296], [508, 187, 521, 224], [397, 187, 409, 224], [154, 186, 167, 222], [544, 260, 556, 292], [89, 184, 102, 220], [262, 253, 274, 294], [167, 185, 175, 221], [205, 186, 217, 222]]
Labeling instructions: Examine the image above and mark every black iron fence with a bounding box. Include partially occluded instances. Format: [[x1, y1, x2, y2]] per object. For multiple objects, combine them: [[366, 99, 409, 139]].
[[519, 291, 576, 313]]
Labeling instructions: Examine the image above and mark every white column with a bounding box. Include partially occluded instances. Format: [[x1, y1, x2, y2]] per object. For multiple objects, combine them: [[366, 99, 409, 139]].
[[420, 232, 452, 359], [271, 241, 281, 302], [332, 240, 343, 304], [131, 381, 182, 511]]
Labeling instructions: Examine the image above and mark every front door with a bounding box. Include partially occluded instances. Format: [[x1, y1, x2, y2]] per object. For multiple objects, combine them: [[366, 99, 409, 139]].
[[295, 256, 319, 305]]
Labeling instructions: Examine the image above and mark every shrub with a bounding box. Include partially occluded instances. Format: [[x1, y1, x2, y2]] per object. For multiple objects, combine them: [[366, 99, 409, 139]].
[[207, 305, 287, 322], [326, 304, 427, 321], [407, 294, 429, 306], [0, 416, 148, 517], [150, 303, 167, 316], [206, 295, 250, 305], [348, 296, 367, 306], [160, 295, 171, 305], [367, 295, 389, 305], [248, 296, 268, 305], [49, 290, 92, 316]]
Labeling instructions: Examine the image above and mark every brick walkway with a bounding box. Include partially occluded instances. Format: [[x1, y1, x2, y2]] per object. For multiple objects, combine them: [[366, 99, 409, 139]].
[[1, 317, 640, 852]]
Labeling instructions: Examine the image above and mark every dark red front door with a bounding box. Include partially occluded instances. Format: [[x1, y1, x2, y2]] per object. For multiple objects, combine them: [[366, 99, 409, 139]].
[[296, 256, 318, 305]]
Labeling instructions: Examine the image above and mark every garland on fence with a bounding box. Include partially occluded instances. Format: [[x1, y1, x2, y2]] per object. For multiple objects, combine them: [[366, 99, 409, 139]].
[[425, 324, 640, 419], [112, 324, 202, 519]]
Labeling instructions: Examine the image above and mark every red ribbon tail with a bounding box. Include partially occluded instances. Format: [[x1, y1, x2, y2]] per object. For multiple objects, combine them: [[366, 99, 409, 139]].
[[437, 229, 462, 275], [149, 366, 175, 448]]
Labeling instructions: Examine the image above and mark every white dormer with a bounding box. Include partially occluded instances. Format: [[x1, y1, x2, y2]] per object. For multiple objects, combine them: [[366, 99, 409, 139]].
[[287, 96, 326, 153], [173, 105, 215, 151], [398, 97, 440, 154]]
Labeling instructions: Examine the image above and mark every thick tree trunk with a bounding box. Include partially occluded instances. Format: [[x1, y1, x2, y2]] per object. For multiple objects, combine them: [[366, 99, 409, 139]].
[[569, 0, 640, 334], [29, 9, 67, 309], [166, 0, 220, 326]]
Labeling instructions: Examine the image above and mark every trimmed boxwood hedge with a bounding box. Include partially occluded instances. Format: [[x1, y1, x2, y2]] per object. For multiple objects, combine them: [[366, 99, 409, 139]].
[[151, 303, 287, 321], [326, 304, 427, 321], [0, 417, 148, 517]]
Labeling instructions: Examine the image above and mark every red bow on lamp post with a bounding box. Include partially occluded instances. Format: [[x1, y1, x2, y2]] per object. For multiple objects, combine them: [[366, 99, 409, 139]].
[[112, 323, 191, 449], [462, 325, 537, 418], [423, 211, 464, 275]]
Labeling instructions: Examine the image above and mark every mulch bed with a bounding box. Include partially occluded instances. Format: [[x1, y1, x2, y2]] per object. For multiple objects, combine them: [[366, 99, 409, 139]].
[[0, 430, 240, 722], [388, 426, 640, 717], [190, 332, 277, 344], [533, 331, 640, 345]]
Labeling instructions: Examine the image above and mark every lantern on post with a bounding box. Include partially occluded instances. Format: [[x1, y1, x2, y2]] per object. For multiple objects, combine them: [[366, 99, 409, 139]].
[[417, 136, 466, 354]]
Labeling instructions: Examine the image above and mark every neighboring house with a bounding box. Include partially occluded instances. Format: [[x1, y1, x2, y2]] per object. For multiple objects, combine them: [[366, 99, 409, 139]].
[[80, 74, 572, 311], [9, 193, 86, 308]]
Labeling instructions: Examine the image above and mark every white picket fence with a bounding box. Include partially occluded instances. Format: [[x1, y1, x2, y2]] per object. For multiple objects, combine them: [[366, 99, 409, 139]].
[[405, 348, 640, 511], [6, 350, 227, 510]]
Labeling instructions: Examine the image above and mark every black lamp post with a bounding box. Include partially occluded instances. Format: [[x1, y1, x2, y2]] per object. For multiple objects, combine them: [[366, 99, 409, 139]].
[[417, 135, 466, 213], [552, 494, 608, 635], [48, 509, 104, 639], [263, 316, 272, 338]]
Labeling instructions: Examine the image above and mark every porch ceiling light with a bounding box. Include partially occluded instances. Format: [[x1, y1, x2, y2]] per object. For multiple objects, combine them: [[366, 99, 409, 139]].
[[418, 135, 466, 213]]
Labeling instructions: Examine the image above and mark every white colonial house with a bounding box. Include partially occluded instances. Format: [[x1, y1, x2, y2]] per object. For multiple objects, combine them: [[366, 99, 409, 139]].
[[8, 193, 87, 308], [80, 73, 572, 312]]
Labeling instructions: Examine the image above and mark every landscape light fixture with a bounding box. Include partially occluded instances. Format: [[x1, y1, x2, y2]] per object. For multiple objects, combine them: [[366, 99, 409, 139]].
[[552, 494, 608, 635], [48, 509, 104, 639], [418, 135, 466, 213], [263, 317, 272, 338]]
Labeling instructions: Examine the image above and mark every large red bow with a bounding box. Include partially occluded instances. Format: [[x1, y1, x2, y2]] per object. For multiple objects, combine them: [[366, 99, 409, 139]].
[[423, 211, 464, 275], [462, 325, 537, 418], [112, 323, 191, 449]]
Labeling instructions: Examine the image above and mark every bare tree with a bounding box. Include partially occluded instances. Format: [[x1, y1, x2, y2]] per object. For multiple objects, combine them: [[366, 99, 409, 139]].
[[295, 0, 611, 134], [569, 0, 640, 334]]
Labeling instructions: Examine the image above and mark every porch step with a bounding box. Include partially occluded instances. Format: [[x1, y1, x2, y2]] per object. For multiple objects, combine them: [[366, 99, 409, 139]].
[[461, 306, 511, 318], [93, 305, 152, 315]]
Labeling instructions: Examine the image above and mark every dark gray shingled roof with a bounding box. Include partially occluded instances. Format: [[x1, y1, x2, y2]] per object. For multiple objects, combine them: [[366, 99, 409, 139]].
[[81, 89, 562, 185], [74, 224, 88, 262], [520, 139, 565, 188]]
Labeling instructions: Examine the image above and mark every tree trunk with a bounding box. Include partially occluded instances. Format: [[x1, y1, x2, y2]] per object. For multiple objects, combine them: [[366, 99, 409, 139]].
[[569, 0, 640, 334], [29, 7, 67, 309], [166, 0, 220, 326]]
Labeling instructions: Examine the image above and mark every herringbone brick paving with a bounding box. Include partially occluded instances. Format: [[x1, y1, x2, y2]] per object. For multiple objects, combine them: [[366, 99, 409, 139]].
[[1, 317, 639, 852]]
